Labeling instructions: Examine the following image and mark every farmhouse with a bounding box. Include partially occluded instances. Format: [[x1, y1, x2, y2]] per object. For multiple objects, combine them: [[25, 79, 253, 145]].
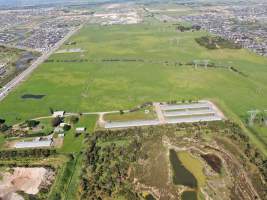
[[53, 111, 65, 117], [76, 127, 86, 133], [59, 122, 69, 127], [58, 133, 65, 137]]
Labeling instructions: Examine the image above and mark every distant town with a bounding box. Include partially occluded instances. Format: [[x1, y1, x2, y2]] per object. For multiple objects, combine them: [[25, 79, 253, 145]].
[[0, 8, 89, 53], [0, 1, 266, 56]]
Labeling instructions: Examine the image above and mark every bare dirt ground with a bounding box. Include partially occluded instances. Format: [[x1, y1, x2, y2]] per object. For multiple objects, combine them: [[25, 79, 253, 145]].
[[0, 167, 55, 199]]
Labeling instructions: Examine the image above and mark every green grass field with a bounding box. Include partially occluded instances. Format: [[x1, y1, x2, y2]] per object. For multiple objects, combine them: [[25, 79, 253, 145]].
[[104, 106, 156, 122], [59, 115, 97, 153], [0, 23, 266, 152]]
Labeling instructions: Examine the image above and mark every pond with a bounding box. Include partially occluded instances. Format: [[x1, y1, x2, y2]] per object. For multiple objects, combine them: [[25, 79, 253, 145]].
[[178, 151, 206, 187], [169, 149, 197, 188], [201, 154, 222, 173], [181, 191, 198, 200], [16, 52, 38, 69]]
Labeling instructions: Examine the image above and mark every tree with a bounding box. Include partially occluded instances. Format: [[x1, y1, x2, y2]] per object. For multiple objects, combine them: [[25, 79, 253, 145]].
[[49, 107, 54, 114], [70, 116, 79, 124], [63, 124, 71, 131], [0, 118, 5, 124], [26, 120, 40, 128], [51, 117, 62, 127], [0, 124, 9, 132]]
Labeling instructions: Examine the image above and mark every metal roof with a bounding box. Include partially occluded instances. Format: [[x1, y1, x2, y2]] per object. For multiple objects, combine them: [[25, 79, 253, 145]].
[[15, 140, 52, 149]]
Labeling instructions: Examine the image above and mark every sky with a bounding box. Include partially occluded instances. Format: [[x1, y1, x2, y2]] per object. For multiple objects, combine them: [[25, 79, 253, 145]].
[[0, 0, 90, 7]]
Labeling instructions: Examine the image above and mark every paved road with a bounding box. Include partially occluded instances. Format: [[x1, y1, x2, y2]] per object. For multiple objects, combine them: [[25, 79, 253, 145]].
[[0, 25, 82, 102]]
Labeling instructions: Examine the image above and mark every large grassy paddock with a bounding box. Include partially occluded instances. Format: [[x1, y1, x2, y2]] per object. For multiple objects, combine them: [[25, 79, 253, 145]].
[[0, 23, 266, 152]]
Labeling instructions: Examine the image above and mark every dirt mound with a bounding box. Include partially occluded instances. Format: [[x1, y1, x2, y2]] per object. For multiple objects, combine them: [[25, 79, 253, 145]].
[[0, 167, 55, 199]]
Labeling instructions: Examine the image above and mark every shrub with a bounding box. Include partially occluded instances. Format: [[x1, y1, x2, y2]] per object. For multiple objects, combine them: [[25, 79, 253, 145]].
[[0, 124, 9, 132], [63, 124, 71, 131], [0, 118, 5, 124], [70, 116, 79, 124], [26, 120, 40, 128]]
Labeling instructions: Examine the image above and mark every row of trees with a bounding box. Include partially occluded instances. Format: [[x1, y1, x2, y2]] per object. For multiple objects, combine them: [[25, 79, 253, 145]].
[[176, 24, 201, 32], [0, 149, 57, 159], [195, 36, 242, 49]]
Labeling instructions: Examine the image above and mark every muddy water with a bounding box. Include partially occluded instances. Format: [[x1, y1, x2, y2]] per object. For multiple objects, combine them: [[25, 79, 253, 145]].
[[178, 151, 206, 187], [169, 149, 197, 188]]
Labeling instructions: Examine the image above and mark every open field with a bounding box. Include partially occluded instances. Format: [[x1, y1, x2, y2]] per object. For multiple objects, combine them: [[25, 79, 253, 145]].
[[0, 23, 266, 153], [104, 105, 156, 122]]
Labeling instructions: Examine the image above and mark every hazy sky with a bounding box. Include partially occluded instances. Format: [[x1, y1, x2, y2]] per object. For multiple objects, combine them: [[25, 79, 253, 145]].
[[0, 0, 91, 7]]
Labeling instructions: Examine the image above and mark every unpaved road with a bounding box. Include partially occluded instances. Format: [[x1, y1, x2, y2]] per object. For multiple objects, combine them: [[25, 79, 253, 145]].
[[153, 102, 166, 124]]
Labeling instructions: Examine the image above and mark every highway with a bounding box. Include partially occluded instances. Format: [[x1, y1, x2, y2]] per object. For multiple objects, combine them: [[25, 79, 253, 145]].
[[0, 25, 82, 102]]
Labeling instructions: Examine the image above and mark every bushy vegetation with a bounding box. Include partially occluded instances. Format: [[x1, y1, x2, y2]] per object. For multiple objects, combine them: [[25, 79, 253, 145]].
[[49, 154, 77, 200], [0, 148, 57, 159], [80, 131, 142, 199], [195, 36, 242, 49], [25, 120, 40, 128], [0, 118, 5, 124], [176, 24, 201, 32], [80, 121, 267, 199], [70, 116, 79, 124], [0, 123, 9, 132]]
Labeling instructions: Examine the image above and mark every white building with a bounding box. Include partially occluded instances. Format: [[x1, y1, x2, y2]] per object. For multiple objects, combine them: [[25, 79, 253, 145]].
[[76, 127, 86, 133], [15, 140, 52, 149], [59, 122, 68, 127], [53, 111, 65, 117]]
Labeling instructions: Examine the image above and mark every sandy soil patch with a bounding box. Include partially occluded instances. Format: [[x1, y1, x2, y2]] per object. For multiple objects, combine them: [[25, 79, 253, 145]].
[[0, 167, 55, 199]]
